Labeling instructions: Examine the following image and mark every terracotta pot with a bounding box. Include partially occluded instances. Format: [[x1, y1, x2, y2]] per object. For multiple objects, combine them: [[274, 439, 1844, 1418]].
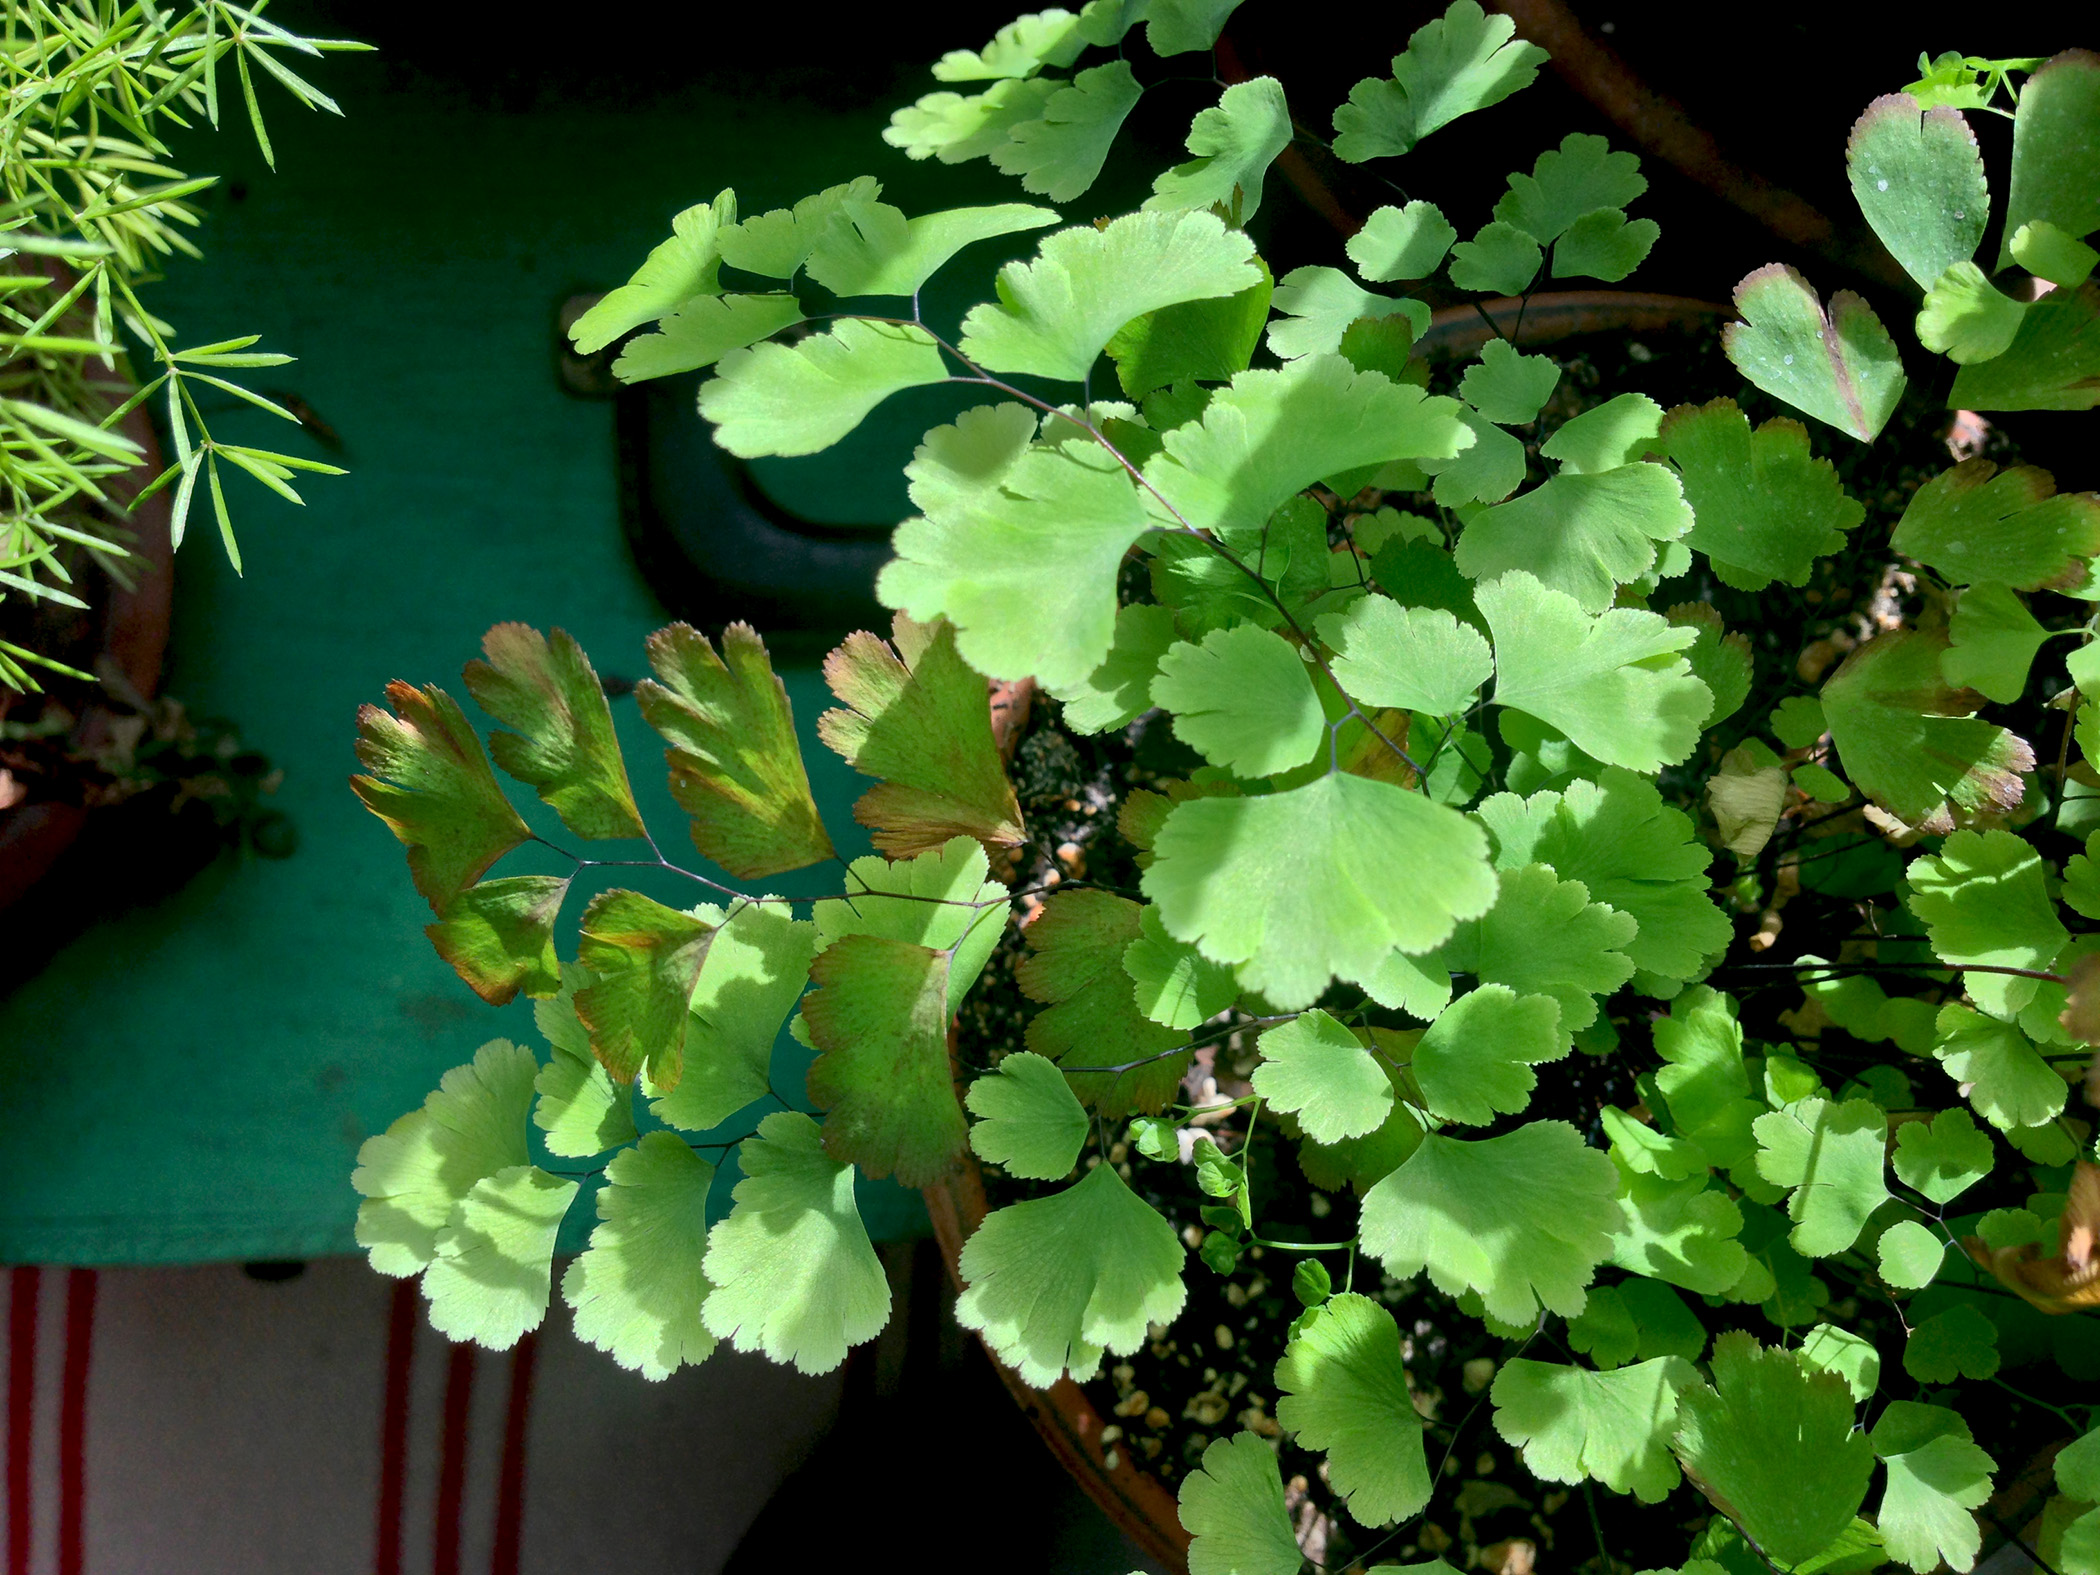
[[0, 406, 173, 911]]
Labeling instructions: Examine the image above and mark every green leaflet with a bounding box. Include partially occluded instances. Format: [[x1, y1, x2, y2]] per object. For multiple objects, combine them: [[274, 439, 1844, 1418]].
[[1916, 263, 2027, 364], [959, 209, 1260, 382], [1477, 768, 1731, 991], [1495, 133, 1647, 245], [534, 966, 636, 1158], [1455, 461, 1692, 612], [817, 615, 1025, 857], [699, 318, 951, 458], [1144, 354, 1470, 542], [815, 837, 1009, 1016], [965, 1052, 1089, 1181], [1878, 1220, 1946, 1290], [651, 899, 820, 1134], [931, 11, 1088, 80], [1018, 889, 1188, 1116], [1799, 1322, 1881, 1401], [464, 623, 644, 840], [1105, 261, 1273, 400], [574, 890, 716, 1089], [1180, 1432, 1302, 1575], [1479, 572, 1711, 774], [1891, 1107, 1995, 1204], [1142, 769, 1496, 1011], [992, 61, 1144, 203], [1752, 1097, 1890, 1257], [353, 1039, 538, 1276], [1551, 207, 1659, 282], [1359, 1123, 1622, 1325], [1722, 263, 1905, 443], [716, 177, 881, 278], [885, 78, 1060, 165], [613, 293, 805, 381], [1890, 458, 2100, 591], [1273, 1293, 1432, 1527], [1608, 1164, 1750, 1295], [1447, 220, 1542, 295], [1124, 903, 1238, 1029], [1052, 603, 1180, 734], [1458, 339, 1560, 425], [1148, 76, 1292, 218], [883, 434, 1155, 692], [1410, 982, 1564, 1125], [635, 621, 837, 880], [2012, 219, 2099, 287], [802, 201, 1058, 298], [1997, 51, 2100, 270], [1846, 95, 1988, 290], [1295, 1049, 1428, 1195], [568, 191, 732, 354], [1144, 0, 1247, 57], [1251, 1010, 1395, 1144], [1540, 391, 1663, 474], [955, 1163, 1187, 1386], [1930, 1003, 2066, 1131], [1870, 1402, 1996, 1575], [424, 1166, 579, 1351], [1672, 1333, 1875, 1568], [1490, 1356, 1696, 1502], [1568, 1280, 1707, 1369], [1946, 282, 2100, 412], [426, 875, 568, 1006], [1908, 829, 2066, 1017], [1903, 1304, 1999, 1383], [1347, 201, 1457, 283], [1649, 988, 1759, 1175], [1943, 582, 2047, 702], [1330, 0, 1547, 161], [1437, 863, 1635, 1036], [1266, 267, 1428, 360], [1659, 398, 1865, 591], [1820, 629, 2033, 833], [563, 1133, 716, 1380], [1420, 408, 1526, 508], [352, 681, 530, 913], [802, 933, 965, 1185], [1318, 594, 1493, 718], [700, 1111, 891, 1375], [1151, 623, 1325, 778]]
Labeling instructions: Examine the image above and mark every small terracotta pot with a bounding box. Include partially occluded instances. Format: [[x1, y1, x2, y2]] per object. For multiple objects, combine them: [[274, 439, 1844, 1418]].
[[0, 405, 173, 911]]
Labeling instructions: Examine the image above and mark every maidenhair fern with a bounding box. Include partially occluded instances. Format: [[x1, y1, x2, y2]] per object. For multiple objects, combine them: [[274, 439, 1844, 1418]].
[[352, 10, 2100, 1572]]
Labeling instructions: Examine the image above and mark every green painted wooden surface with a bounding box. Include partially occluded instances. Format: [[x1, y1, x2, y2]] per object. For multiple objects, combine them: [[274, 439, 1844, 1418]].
[[0, 65, 1054, 1264]]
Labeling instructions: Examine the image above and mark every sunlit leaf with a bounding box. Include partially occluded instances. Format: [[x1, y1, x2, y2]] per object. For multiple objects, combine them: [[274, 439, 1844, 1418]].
[[464, 623, 644, 840], [1846, 95, 1988, 290], [352, 681, 530, 912], [563, 1133, 716, 1380], [1456, 462, 1692, 612], [1273, 1293, 1432, 1526], [575, 890, 715, 1088], [1266, 267, 1428, 360], [1722, 264, 1905, 443], [1148, 76, 1293, 218], [569, 191, 733, 354], [1124, 903, 1238, 1029], [1659, 398, 1864, 591], [651, 899, 820, 1133], [1752, 1097, 1889, 1257], [992, 61, 1145, 203], [956, 1164, 1187, 1385], [1179, 1432, 1302, 1575], [1889, 457, 2100, 591], [700, 318, 951, 458], [1491, 1356, 1696, 1501], [1331, 1, 1547, 161], [700, 1111, 891, 1374], [1253, 1010, 1396, 1144], [1319, 593, 1493, 718], [424, 1165, 579, 1351], [1496, 133, 1646, 245], [427, 875, 568, 1006], [1908, 829, 2066, 1017], [818, 615, 1025, 857], [1347, 201, 1458, 282], [1997, 50, 2100, 270], [1151, 623, 1325, 777], [805, 199, 1061, 300], [1870, 1401, 1995, 1574], [966, 1051, 1089, 1180], [534, 966, 636, 1158]]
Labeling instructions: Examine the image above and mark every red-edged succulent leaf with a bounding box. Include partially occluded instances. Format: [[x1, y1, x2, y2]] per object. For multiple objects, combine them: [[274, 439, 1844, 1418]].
[[818, 614, 1025, 858], [802, 932, 967, 1185], [1721, 263, 1905, 443], [574, 890, 717, 1088], [1017, 889, 1188, 1116], [1820, 628, 2033, 834], [463, 624, 645, 841], [1890, 457, 2100, 590], [426, 874, 570, 1004], [635, 622, 836, 879], [352, 681, 530, 912]]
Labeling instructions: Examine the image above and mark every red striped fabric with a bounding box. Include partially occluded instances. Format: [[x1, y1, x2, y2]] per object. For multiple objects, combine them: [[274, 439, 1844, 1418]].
[[55, 1273, 93, 1575], [6, 1268, 37, 1575]]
